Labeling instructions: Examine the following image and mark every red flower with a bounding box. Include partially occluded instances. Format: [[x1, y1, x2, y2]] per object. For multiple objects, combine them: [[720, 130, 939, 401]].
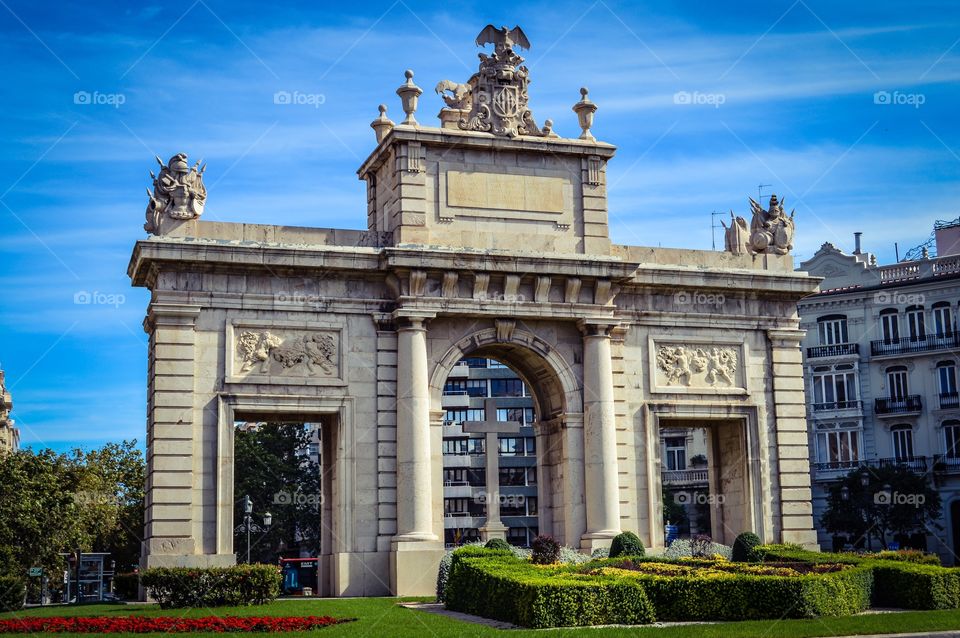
[[0, 616, 352, 633]]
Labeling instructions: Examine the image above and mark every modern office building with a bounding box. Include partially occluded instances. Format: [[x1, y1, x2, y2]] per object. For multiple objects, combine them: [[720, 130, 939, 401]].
[[441, 357, 538, 547], [799, 224, 960, 562], [0, 369, 19, 453], [659, 428, 712, 537]]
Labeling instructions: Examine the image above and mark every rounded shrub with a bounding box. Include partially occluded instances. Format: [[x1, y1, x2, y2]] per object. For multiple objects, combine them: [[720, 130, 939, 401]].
[[732, 532, 762, 563], [0, 576, 25, 612], [531, 534, 561, 564], [609, 531, 645, 558], [485, 538, 511, 551]]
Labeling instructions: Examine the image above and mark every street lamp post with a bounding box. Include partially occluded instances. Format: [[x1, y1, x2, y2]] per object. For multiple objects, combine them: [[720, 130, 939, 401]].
[[243, 495, 272, 564]]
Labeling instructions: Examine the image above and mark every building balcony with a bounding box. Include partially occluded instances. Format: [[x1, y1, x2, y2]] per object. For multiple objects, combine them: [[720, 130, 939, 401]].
[[441, 391, 471, 408], [939, 393, 960, 410], [442, 483, 483, 498], [871, 333, 960, 357], [813, 456, 928, 479], [811, 399, 862, 413], [807, 343, 859, 358], [661, 468, 709, 485], [874, 395, 922, 416], [448, 363, 470, 378], [933, 455, 960, 474]]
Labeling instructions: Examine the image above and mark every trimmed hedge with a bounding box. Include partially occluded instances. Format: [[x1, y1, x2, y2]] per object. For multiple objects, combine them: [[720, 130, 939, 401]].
[[872, 563, 960, 609], [0, 576, 24, 612], [484, 539, 511, 551], [609, 532, 645, 558], [445, 547, 655, 628], [140, 564, 281, 609], [632, 565, 873, 620], [732, 532, 762, 563], [112, 572, 139, 601], [531, 535, 561, 565]]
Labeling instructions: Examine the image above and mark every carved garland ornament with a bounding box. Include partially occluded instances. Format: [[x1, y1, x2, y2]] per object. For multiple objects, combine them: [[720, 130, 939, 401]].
[[656, 345, 738, 387], [236, 330, 337, 376]]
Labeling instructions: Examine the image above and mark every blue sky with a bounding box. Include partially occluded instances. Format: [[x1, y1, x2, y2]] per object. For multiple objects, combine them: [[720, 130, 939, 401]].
[[1, 0, 958, 451]]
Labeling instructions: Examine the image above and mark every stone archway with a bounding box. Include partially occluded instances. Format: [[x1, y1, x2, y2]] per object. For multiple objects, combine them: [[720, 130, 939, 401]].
[[429, 325, 585, 546]]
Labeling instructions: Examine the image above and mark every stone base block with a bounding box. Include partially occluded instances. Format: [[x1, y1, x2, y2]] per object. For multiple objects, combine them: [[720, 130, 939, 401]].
[[781, 528, 820, 550], [479, 522, 508, 541], [390, 540, 445, 596], [331, 551, 391, 597], [580, 532, 617, 553]]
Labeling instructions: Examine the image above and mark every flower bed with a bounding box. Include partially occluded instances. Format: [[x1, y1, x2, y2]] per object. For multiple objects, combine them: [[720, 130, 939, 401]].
[[0, 615, 352, 633]]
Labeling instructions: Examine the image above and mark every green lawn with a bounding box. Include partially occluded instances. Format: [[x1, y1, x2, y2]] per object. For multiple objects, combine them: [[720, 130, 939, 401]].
[[4, 598, 960, 637]]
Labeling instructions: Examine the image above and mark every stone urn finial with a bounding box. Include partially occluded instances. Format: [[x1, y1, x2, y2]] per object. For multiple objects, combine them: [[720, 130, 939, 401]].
[[572, 87, 598, 141], [370, 104, 395, 143], [396, 69, 423, 126]]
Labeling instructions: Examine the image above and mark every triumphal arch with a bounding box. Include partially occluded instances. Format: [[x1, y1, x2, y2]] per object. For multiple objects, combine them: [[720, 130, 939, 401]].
[[129, 25, 819, 596]]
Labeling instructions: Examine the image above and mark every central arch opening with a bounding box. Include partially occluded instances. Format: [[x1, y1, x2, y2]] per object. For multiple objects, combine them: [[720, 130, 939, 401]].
[[441, 356, 540, 547]]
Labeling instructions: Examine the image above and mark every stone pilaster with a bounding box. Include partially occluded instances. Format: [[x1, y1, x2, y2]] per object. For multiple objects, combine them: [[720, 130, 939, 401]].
[[142, 303, 209, 567], [579, 320, 622, 548], [767, 328, 818, 548]]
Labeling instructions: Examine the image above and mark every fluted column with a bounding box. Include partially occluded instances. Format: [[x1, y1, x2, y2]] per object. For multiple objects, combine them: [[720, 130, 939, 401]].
[[394, 315, 436, 541], [580, 320, 621, 545]]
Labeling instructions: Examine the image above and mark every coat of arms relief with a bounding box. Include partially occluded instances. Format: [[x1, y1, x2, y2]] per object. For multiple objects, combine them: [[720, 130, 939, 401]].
[[435, 25, 553, 138]]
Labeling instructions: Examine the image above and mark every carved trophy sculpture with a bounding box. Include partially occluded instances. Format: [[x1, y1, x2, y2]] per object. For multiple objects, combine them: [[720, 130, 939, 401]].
[[746, 194, 795, 255], [436, 25, 553, 138], [144, 153, 207, 234], [721, 211, 749, 254]]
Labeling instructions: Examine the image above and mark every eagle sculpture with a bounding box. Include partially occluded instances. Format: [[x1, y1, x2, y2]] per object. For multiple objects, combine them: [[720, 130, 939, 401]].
[[475, 24, 531, 52]]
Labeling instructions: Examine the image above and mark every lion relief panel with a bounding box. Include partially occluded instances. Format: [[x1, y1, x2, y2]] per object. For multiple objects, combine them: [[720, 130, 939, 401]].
[[648, 337, 747, 394], [227, 322, 343, 385]]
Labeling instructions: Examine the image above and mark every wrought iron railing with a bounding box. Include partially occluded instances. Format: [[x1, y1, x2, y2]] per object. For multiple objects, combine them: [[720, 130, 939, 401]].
[[874, 395, 922, 414], [807, 343, 859, 358], [871, 333, 960, 356]]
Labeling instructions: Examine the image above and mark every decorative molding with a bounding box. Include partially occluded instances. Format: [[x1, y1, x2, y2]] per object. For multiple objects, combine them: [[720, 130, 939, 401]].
[[495, 318, 516, 342], [472, 273, 490, 300], [564, 278, 581, 304], [535, 276, 552, 303], [441, 272, 459, 298], [409, 269, 427, 297]]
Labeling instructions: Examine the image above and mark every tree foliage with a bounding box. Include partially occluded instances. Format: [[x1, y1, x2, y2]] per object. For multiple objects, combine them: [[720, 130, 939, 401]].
[[820, 465, 941, 551], [0, 440, 145, 579], [233, 424, 321, 564]]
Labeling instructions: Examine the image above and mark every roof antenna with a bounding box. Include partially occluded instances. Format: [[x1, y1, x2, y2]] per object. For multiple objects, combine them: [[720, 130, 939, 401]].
[[710, 210, 724, 250], [758, 183, 772, 201]]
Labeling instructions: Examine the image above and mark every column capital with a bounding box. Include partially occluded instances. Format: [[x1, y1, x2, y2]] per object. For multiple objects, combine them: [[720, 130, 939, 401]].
[[577, 318, 619, 337], [393, 309, 436, 331], [144, 303, 202, 332], [767, 328, 806, 348]]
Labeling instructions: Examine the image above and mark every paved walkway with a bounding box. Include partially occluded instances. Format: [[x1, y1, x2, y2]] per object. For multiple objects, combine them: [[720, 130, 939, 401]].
[[401, 603, 960, 636]]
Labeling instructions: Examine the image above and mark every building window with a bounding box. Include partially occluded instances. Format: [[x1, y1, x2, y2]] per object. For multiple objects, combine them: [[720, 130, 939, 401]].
[[815, 424, 860, 465], [812, 363, 858, 408], [444, 497, 484, 517], [466, 379, 488, 397], [880, 309, 900, 343], [507, 526, 536, 547], [933, 302, 954, 337], [443, 379, 467, 395], [465, 408, 485, 423], [938, 362, 958, 396], [945, 421, 960, 459], [490, 378, 525, 397], [444, 468, 485, 486], [444, 409, 467, 425], [886, 366, 909, 400], [461, 357, 487, 368], [488, 360, 509, 369], [817, 315, 849, 345], [664, 436, 687, 471], [498, 407, 535, 425], [442, 438, 484, 455], [906, 306, 926, 341], [892, 426, 914, 461], [498, 436, 536, 456]]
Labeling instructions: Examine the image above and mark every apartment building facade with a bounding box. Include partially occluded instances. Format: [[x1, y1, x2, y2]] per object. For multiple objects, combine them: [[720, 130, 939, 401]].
[[799, 225, 960, 562]]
